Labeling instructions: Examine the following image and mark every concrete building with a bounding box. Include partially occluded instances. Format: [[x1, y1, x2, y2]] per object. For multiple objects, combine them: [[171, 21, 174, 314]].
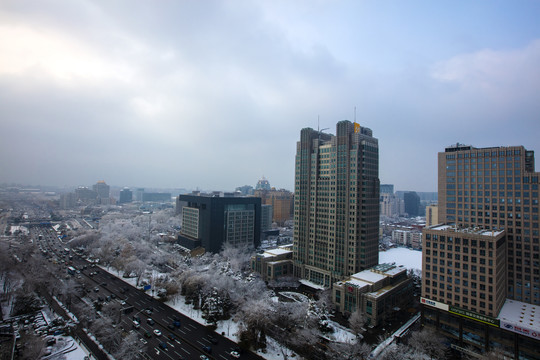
[[422, 225, 507, 318], [253, 188, 294, 225], [332, 263, 413, 325], [251, 245, 294, 282], [261, 204, 273, 232], [438, 144, 540, 304], [135, 188, 145, 202], [177, 194, 261, 253], [293, 120, 380, 287], [404, 191, 420, 217], [426, 204, 439, 227], [93, 180, 110, 200], [392, 229, 422, 249], [380, 192, 404, 217], [119, 188, 133, 204]]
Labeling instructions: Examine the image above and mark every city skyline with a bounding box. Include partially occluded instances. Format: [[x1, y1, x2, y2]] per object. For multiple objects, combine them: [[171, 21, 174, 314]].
[[1, 1, 539, 191]]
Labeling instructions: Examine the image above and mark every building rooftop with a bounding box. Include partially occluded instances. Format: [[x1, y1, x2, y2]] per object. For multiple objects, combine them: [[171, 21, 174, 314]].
[[498, 299, 540, 334], [428, 224, 505, 237]]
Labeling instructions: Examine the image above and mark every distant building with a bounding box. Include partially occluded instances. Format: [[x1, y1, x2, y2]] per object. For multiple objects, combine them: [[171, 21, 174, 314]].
[[135, 188, 145, 202], [255, 177, 271, 191], [380, 192, 404, 217], [332, 263, 413, 325], [404, 191, 420, 217], [142, 192, 171, 202], [425, 204, 438, 227], [74, 187, 97, 204], [59, 192, 77, 209], [235, 185, 254, 196], [177, 194, 261, 253], [253, 188, 294, 225], [261, 204, 273, 232], [392, 229, 422, 249], [294, 120, 380, 287], [93, 180, 110, 200], [119, 188, 133, 204], [380, 184, 394, 194], [251, 245, 294, 281]]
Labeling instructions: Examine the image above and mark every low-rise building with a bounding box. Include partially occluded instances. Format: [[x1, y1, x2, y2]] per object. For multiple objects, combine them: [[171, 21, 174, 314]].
[[332, 263, 413, 326], [251, 245, 293, 282]]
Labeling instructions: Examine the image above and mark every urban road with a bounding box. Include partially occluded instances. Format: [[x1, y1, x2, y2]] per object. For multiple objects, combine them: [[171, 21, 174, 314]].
[[36, 226, 265, 360]]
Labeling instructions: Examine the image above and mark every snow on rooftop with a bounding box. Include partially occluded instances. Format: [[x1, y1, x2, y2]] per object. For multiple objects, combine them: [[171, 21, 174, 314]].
[[266, 248, 292, 256], [498, 299, 540, 334], [431, 224, 452, 231], [351, 269, 386, 284], [344, 278, 371, 289], [298, 279, 326, 290]]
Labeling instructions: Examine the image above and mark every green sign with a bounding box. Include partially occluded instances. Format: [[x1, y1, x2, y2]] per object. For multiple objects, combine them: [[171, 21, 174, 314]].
[[449, 306, 500, 327]]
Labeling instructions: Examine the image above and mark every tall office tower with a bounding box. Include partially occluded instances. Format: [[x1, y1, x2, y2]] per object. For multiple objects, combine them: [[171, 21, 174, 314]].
[[293, 120, 380, 287], [93, 180, 110, 200], [261, 204, 273, 232], [119, 188, 133, 204], [404, 191, 420, 217], [438, 144, 539, 304]]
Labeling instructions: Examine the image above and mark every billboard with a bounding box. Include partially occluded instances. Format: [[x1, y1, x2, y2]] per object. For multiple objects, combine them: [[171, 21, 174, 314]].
[[500, 321, 540, 340], [420, 297, 449, 311]]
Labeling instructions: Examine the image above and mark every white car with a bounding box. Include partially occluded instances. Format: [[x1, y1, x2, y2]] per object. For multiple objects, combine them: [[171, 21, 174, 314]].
[[153, 329, 162, 336], [230, 351, 241, 358]]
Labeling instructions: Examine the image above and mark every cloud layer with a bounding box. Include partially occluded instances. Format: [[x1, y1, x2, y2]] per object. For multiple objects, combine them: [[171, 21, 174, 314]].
[[1, 1, 539, 192]]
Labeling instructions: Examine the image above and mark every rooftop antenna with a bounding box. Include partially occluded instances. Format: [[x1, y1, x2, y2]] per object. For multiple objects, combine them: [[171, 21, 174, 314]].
[[317, 115, 329, 141], [354, 106, 357, 123]]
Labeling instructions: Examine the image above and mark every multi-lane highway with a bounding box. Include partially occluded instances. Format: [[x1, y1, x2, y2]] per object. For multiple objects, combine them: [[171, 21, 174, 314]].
[[35, 226, 263, 360]]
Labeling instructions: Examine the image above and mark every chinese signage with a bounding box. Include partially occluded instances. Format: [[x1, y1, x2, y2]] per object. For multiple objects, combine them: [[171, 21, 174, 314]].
[[354, 122, 360, 133], [420, 297, 449, 311], [500, 320, 540, 340], [449, 306, 500, 327]]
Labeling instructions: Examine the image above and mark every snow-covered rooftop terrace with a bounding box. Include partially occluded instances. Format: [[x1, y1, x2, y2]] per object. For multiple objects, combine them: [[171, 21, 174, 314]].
[[498, 299, 540, 332]]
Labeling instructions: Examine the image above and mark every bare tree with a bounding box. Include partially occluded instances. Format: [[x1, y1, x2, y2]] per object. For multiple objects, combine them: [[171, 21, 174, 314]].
[[349, 309, 366, 338], [408, 329, 448, 360]]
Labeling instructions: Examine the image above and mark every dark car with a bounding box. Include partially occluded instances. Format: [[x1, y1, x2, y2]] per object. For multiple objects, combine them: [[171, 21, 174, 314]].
[[168, 323, 175, 330], [167, 334, 177, 342], [144, 331, 152, 338], [159, 342, 168, 350], [133, 316, 141, 323], [147, 318, 154, 325], [173, 320, 181, 328], [202, 345, 212, 354]]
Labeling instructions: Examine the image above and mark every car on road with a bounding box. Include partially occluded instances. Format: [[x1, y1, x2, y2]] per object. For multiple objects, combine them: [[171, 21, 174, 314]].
[[132, 321, 140, 329], [94, 287, 99, 292], [167, 323, 175, 330], [203, 345, 212, 353], [144, 331, 152, 338], [230, 350, 241, 358], [147, 318, 154, 325], [200, 356, 209, 360], [167, 334, 177, 342], [153, 329, 162, 336], [158, 342, 167, 350]]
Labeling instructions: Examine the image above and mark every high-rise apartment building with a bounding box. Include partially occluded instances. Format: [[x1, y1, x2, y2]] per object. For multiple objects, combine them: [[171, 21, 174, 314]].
[[426, 204, 439, 227], [293, 120, 380, 287], [438, 144, 539, 304]]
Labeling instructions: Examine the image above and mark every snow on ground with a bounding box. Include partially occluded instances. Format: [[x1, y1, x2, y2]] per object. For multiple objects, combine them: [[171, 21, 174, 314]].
[[379, 247, 422, 272]]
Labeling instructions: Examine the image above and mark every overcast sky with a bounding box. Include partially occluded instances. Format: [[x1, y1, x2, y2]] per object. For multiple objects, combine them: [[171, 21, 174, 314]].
[[1, 1, 539, 192]]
